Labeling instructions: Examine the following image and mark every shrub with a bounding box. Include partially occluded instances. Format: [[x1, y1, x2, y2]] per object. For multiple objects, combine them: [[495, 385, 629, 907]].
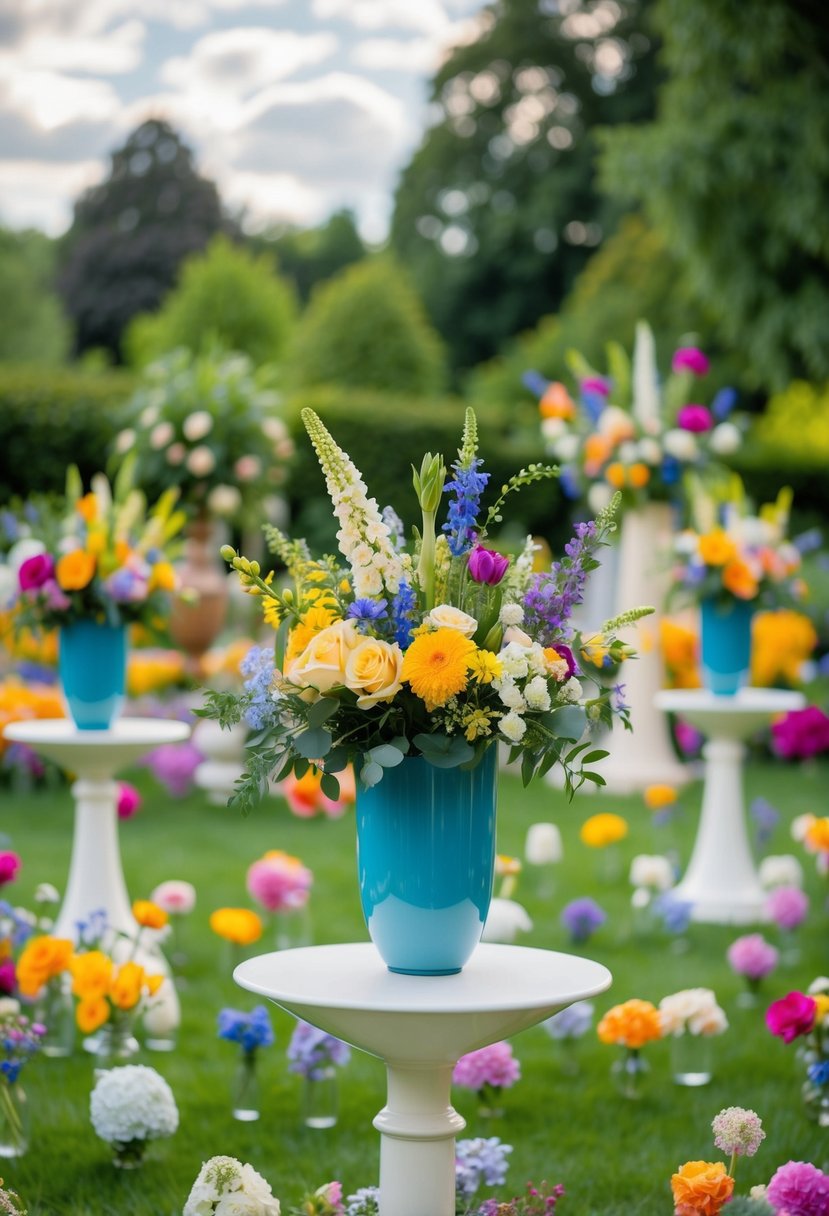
[[754, 380, 829, 466]]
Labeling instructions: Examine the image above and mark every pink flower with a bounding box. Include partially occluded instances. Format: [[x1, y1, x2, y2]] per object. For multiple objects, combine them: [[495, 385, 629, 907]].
[[0, 959, 15, 994], [40, 579, 71, 612], [0, 852, 21, 886], [246, 852, 313, 913], [766, 992, 817, 1044], [116, 782, 142, 820], [467, 546, 510, 586], [672, 347, 710, 377], [726, 933, 778, 981], [314, 1183, 344, 1215], [18, 553, 54, 591], [234, 455, 262, 482], [765, 886, 809, 931], [140, 740, 203, 798], [581, 376, 611, 397], [772, 707, 829, 761], [150, 880, 196, 916], [452, 1041, 521, 1091], [677, 404, 714, 433], [766, 1161, 829, 1215]]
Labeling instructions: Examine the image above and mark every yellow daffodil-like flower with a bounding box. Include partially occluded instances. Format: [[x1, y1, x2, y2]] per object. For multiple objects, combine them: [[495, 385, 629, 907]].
[[77, 996, 109, 1034], [644, 784, 678, 810], [579, 812, 628, 848], [70, 950, 113, 999], [132, 900, 168, 930], [813, 993, 829, 1024], [581, 635, 609, 668], [209, 908, 263, 946], [56, 549, 96, 591], [468, 650, 503, 684], [698, 529, 736, 567], [401, 627, 476, 711]]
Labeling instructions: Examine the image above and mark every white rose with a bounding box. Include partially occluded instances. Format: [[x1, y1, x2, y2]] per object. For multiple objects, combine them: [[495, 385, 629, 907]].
[[524, 675, 551, 711], [186, 446, 217, 477], [709, 421, 741, 455], [115, 428, 136, 454], [482, 897, 533, 943], [150, 421, 174, 450], [525, 822, 562, 865], [759, 854, 804, 890], [183, 410, 214, 442], [428, 604, 478, 636], [500, 711, 526, 742], [286, 619, 361, 694], [587, 483, 612, 514], [662, 428, 698, 461], [0, 998, 20, 1016], [629, 854, 674, 892], [541, 417, 566, 442], [208, 485, 243, 517], [554, 434, 581, 462]]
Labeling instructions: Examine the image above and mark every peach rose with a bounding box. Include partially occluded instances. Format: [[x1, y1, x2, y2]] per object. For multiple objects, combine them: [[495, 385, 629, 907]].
[[671, 1161, 734, 1216], [286, 619, 360, 695], [345, 638, 403, 709]]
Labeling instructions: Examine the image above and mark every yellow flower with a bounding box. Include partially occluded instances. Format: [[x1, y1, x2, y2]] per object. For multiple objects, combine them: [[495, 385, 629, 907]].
[[461, 707, 497, 741], [581, 635, 609, 668], [604, 462, 627, 489], [148, 561, 176, 593], [285, 618, 360, 695], [16, 935, 73, 997], [806, 817, 829, 853], [70, 950, 113, 999], [698, 529, 736, 567], [468, 650, 503, 684], [495, 854, 522, 877], [580, 812, 628, 848], [76, 996, 109, 1034], [401, 627, 476, 710], [56, 550, 96, 591], [813, 993, 829, 1024], [644, 784, 678, 810], [597, 998, 662, 1048], [132, 900, 168, 930], [76, 493, 98, 523], [627, 462, 650, 489], [110, 961, 145, 1010], [285, 605, 341, 663], [209, 908, 263, 946], [344, 638, 403, 709], [722, 557, 759, 600], [752, 610, 817, 687]]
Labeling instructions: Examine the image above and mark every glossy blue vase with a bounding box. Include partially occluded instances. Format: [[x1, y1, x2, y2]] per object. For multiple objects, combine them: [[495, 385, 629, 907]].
[[59, 621, 127, 730], [700, 598, 754, 696], [356, 748, 498, 975]]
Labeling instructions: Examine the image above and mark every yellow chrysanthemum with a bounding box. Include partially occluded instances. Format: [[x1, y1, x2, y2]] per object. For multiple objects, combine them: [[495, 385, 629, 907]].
[[468, 650, 502, 684], [644, 784, 678, 810], [401, 627, 475, 710]]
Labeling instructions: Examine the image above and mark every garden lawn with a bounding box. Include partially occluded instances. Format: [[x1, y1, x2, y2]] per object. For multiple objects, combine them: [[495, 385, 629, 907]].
[[1, 756, 827, 1215]]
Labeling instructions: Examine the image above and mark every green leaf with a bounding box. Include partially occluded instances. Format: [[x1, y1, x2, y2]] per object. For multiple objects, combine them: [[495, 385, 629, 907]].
[[368, 744, 407, 768], [306, 698, 340, 729], [294, 757, 310, 779], [360, 760, 383, 787], [582, 771, 607, 787], [549, 706, 588, 740], [521, 752, 536, 787], [323, 747, 349, 773], [320, 772, 341, 801], [582, 749, 609, 764], [294, 727, 332, 759]]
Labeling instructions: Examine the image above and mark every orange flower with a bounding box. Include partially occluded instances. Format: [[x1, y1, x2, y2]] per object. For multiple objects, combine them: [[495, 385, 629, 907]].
[[16, 935, 73, 997], [209, 907, 263, 946], [627, 462, 650, 489], [697, 530, 736, 567], [76, 996, 109, 1034], [644, 784, 678, 810], [56, 550, 96, 591], [148, 561, 176, 593], [670, 1161, 734, 1216], [146, 974, 164, 997], [539, 381, 576, 420], [806, 817, 829, 853], [76, 493, 98, 523], [70, 950, 112, 999], [580, 812, 628, 848], [133, 900, 168, 930], [751, 610, 816, 687], [722, 557, 759, 600], [110, 961, 145, 1011], [604, 462, 627, 489], [584, 435, 611, 467], [597, 998, 662, 1049]]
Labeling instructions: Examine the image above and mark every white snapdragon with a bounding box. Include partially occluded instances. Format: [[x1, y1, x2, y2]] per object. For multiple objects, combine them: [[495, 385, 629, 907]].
[[499, 603, 524, 627], [557, 677, 582, 704], [524, 675, 551, 712], [500, 711, 527, 743]]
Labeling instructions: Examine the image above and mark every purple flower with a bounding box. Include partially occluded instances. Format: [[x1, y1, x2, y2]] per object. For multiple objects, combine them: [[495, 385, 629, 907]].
[[751, 797, 779, 846], [0, 959, 15, 995], [765, 885, 809, 931], [560, 897, 606, 944], [580, 376, 611, 397], [455, 1137, 512, 1200], [105, 567, 148, 604], [772, 707, 829, 760], [140, 740, 203, 797], [674, 719, 703, 757], [712, 386, 738, 419], [18, 553, 54, 591], [452, 1042, 520, 1091], [442, 459, 489, 557], [652, 891, 693, 935], [766, 1161, 829, 1216], [523, 520, 599, 645], [39, 579, 71, 612], [347, 598, 388, 623], [727, 933, 779, 981], [551, 644, 577, 678], [542, 1000, 594, 1040], [672, 347, 710, 376], [467, 546, 509, 586], [677, 404, 714, 433], [287, 1019, 351, 1080]]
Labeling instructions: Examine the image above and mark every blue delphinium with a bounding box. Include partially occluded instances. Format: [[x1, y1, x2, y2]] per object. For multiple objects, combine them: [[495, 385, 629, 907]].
[[218, 1005, 274, 1054], [287, 1019, 351, 1080], [455, 1137, 512, 1200], [240, 646, 279, 731], [391, 580, 417, 648], [808, 1059, 829, 1087], [443, 460, 490, 556], [346, 598, 388, 630]]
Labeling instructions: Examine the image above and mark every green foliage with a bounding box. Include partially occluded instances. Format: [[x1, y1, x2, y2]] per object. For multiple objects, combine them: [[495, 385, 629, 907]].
[[754, 381, 829, 467], [0, 228, 70, 366], [288, 257, 447, 396], [125, 236, 297, 367], [0, 366, 133, 500], [252, 209, 367, 303], [390, 0, 658, 375], [58, 119, 229, 360], [598, 0, 829, 388]]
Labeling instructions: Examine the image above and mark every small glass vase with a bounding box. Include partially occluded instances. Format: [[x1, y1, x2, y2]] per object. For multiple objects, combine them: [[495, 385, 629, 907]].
[[275, 905, 312, 952], [302, 1067, 338, 1129], [612, 1049, 650, 1100], [802, 1065, 829, 1127], [671, 1034, 713, 1087], [0, 1080, 29, 1158], [112, 1138, 146, 1169], [477, 1082, 505, 1119], [94, 1016, 140, 1071], [36, 978, 76, 1058], [736, 978, 762, 1009], [232, 1050, 260, 1121]]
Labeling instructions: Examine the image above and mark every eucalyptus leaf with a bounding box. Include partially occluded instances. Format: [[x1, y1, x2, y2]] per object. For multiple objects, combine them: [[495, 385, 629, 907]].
[[368, 744, 407, 768], [306, 698, 340, 729], [360, 760, 384, 788], [294, 727, 332, 759], [320, 772, 341, 801], [550, 705, 588, 740]]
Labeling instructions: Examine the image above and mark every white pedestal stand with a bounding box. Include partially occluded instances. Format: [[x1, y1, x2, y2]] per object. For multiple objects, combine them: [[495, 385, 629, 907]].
[[3, 718, 190, 1031], [654, 689, 804, 924], [597, 503, 689, 793], [192, 718, 248, 806], [236, 943, 611, 1216]]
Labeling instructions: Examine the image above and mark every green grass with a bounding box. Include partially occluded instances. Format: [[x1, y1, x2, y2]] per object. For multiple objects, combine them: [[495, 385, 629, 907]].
[[1, 758, 827, 1214]]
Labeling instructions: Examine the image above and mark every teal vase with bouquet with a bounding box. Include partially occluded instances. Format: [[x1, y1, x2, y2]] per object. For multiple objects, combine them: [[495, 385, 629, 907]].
[[10, 462, 186, 730], [203, 408, 653, 975]]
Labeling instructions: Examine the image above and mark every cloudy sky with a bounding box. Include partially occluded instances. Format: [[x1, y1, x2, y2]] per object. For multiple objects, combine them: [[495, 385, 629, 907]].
[[0, 0, 487, 240]]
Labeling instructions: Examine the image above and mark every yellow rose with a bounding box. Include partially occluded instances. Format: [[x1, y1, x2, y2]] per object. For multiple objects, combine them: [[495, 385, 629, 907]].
[[285, 619, 360, 694], [345, 638, 403, 708], [427, 604, 478, 637]]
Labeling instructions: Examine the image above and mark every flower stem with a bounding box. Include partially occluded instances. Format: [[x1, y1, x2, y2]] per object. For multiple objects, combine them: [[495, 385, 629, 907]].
[[0, 1080, 24, 1153]]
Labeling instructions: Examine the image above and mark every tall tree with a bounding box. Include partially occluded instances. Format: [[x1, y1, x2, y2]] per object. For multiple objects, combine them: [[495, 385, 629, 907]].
[[252, 209, 367, 304], [599, 0, 829, 389], [390, 0, 658, 377], [0, 228, 69, 365], [58, 119, 230, 360]]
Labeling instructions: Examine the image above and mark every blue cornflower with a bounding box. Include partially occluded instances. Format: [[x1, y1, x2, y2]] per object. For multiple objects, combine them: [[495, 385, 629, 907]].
[[455, 1137, 512, 1200], [521, 369, 549, 397], [218, 1005, 274, 1053], [808, 1059, 829, 1087], [347, 598, 388, 626], [0, 1060, 21, 1085], [241, 646, 279, 731], [661, 456, 681, 485], [711, 386, 738, 419], [442, 459, 490, 556], [794, 527, 823, 554], [391, 580, 417, 649], [287, 1019, 351, 1080]]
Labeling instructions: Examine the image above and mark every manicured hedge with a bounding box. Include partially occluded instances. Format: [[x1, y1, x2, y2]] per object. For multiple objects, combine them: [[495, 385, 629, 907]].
[[0, 365, 135, 498]]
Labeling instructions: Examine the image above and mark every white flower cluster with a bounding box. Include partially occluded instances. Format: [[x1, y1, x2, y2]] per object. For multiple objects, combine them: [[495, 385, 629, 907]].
[[629, 854, 675, 892], [184, 1156, 281, 1216], [759, 854, 804, 890], [303, 410, 402, 600], [659, 988, 728, 1038], [90, 1065, 179, 1146], [492, 637, 580, 744]]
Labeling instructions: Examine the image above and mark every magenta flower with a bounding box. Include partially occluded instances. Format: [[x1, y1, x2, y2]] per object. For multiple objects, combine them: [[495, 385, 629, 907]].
[[672, 347, 710, 377], [765, 885, 809, 931], [453, 1041, 521, 1091], [116, 781, 142, 820], [766, 991, 817, 1044], [467, 546, 510, 586], [677, 404, 714, 433], [140, 740, 203, 797], [0, 852, 21, 886], [581, 376, 611, 397], [766, 1161, 829, 1215], [18, 553, 54, 591], [549, 644, 576, 679], [246, 854, 313, 913], [772, 706, 829, 760], [726, 933, 778, 981], [0, 959, 15, 995]]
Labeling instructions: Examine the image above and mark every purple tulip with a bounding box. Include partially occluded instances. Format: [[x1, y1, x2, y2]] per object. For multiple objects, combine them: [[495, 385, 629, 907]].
[[677, 404, 714, 433], [467, 546, 510, 586], [18, 553, 54, 591], [672, 347, 710, 376]]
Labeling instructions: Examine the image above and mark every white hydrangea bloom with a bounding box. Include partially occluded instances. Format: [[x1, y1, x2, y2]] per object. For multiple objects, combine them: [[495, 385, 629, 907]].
[[524, 675, 551, 712], [557, 677, 582, 704], [184, 1157, 280, 1216], [90, 1065, 178, 1145], [500, 711, 526, 743]]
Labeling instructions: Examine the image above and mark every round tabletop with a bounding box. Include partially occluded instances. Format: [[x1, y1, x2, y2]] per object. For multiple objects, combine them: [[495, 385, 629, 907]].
[[655, 688, 804, 740], [2, 717, 190, 776]]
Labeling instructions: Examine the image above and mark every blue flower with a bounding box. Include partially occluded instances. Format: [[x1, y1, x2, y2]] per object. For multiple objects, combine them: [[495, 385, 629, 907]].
[[347, 598, 388, 625], [521, 369, 549, 397], [653, 891, 693, 934], [0, 1060, 21, 1085], [455, 1137, 512, 1200], [218, 1005, 274, 1053], [661, 456, 681, 485], [808, 1059, 829, 1087], [391, 581, 417, 649], [241, 646, 279, 731], [287, 1019, 351, 1080], [543, 1000, 594, 1041], [711, 386, 738, 419], [442, 459, 489, 556]]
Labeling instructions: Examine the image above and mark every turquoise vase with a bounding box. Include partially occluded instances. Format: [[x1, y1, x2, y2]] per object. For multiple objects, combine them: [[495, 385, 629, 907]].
[[356, 748, 498, 975], [700, 598, 754, 696], [59, 621, 127, 730]]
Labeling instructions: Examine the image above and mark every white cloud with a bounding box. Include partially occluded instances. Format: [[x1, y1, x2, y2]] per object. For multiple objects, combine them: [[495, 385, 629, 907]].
[[1, 68, 121, 130], [0, 158, 105, 233], [13, 19, 145, 75], [350, 37, 442, 74], [219, 168, 326, 229], [312, 0, 452, 36]]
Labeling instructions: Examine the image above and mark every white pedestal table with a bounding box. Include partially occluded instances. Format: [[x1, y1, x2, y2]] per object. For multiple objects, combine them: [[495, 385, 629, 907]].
[[2, 717, 190, 1030], [236, 942, 611, 1216], [654, 688, 804, 924]]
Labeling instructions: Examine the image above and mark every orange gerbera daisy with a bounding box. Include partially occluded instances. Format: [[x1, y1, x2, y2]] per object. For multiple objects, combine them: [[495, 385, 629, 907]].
[[401, 627, 475, 710]]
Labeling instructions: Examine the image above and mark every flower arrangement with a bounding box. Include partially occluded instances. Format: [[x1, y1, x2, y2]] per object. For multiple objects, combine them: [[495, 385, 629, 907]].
[[659, 989, 728, 1038], [68, 908, 165, 1035], [531, 321, 740, 511], [560, 897, 606, 945], [202, 408, 651, 809], [218, 1006, 274, 1054], [0, 999, 45, 1085], [597, 998, 662, 1099], [766, 983, 829, 1121], [452, 1041, 521, 1115], [8, 466, 184, 632], [89, 1064, 178, 1167], [114, 348, 294, 521], [287, 1019, 350, 1081], [184, 1155, 282, 1216], [247, 851, 313, 915]]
